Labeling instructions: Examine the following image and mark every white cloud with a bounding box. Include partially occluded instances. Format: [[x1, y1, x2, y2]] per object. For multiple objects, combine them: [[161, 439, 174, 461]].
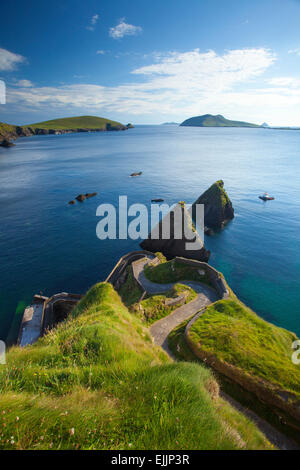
[[87, 14, 99, 31], [269, 76, 300, 87], [0, 48, 26, 71], [288, 48, 300, 56], [109, 18, 142, 39], [14, 79, 33, 87], [9, 47, 300, 125]]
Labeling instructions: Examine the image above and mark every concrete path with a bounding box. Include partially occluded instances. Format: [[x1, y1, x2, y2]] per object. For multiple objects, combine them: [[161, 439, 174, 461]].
[[20, 303, 44, 347], [132, 257, 218, 356]]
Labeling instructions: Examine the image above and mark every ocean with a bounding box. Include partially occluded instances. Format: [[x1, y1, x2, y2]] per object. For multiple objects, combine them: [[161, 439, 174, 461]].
[[0, 125, 299, 342]]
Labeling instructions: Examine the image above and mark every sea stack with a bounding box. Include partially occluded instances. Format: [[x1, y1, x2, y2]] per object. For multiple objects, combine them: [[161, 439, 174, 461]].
[[191, 180, 234, 232], [140, 202, 210, 262]]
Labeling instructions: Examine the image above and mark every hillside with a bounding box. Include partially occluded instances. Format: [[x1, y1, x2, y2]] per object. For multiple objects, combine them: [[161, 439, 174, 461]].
[[184, 296, 300, 430], [180, 114, 260, 128], [0, 282, 271, 450], [28, 115, 127, 131]]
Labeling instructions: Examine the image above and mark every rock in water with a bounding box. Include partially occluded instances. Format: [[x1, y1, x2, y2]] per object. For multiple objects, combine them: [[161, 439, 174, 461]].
[[192, 180, 234, 231], [85, 192, 98, 198], [75, 194, 86, 202], [140, 202, 210, 262], [68, 200, 76, 205], [0, 139, 15, 147]]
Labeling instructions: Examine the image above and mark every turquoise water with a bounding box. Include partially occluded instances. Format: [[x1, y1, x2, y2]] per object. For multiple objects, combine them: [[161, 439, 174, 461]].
[[0, 125, 300, 342]]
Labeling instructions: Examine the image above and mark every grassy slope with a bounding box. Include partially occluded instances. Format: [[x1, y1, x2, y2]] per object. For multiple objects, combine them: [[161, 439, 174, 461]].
[[28, 115, 125, 130], [0, 283, 271, 450], [180, 114, 260, 128], [188, 298, 300, 399]]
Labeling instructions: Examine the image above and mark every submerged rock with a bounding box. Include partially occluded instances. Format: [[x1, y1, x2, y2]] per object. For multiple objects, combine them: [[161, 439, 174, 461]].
[[85, 192, 98, 198], [140, 202, 210, 262], [130, 171, 142, 177], [192, 180, 234, 232], [151, 198, 164, 203], [68, 200, 76, 205]]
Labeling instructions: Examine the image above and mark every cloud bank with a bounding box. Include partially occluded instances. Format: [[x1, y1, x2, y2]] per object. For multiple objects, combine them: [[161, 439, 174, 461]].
[[5, 47, 300, 125]]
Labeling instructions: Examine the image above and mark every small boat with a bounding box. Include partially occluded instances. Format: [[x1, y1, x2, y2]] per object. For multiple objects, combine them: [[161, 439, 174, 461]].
[[130, 171, 142, 177], [259, 192, 275, 201]]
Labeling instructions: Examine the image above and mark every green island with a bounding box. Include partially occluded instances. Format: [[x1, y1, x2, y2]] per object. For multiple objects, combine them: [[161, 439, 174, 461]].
[[0, 282, 272, 450], [27, 115, 127, 131], [180, 114, 261, 128], [0, 115, 131, 146]]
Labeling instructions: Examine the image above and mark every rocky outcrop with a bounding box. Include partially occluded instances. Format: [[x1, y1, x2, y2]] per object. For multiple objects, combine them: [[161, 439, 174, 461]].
[[140, 202, 210, 262], [0, 139, 15, 147], [191, 180, 234, 232], [75, 194, 86, 202]]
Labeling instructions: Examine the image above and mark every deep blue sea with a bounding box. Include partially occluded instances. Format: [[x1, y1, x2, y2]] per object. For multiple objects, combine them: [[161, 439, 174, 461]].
[[0, 125, 300, 342]]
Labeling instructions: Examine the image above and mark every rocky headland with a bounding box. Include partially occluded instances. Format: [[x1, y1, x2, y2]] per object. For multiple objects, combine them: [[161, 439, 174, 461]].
[[0, 116, 133, 147]]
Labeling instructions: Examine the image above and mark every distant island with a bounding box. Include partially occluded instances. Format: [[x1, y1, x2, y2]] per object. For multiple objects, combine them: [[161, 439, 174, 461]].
[[161, 122, 179, 126], [180, 114, 260, 128], [0, 115, 132, 146]]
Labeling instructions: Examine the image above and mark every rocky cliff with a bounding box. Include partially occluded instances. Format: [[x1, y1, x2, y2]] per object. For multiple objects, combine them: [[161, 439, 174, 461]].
[[192, 180, 234, 232], [140, 202, 210, 262]]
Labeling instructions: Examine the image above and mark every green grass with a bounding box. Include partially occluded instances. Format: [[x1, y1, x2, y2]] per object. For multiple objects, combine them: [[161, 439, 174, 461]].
[[144, 257, 212, 286], [0, 283, 271, 450], [131, 283, 197, 325], [188, 298, 300, 399], [118, 267, 143, 307], [168, 315, 300, 443], [0, 122, 18, 139], [27, 115, 125, 130]]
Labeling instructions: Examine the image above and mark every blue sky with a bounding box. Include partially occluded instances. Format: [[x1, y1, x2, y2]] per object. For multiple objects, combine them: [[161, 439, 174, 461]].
[[1, 0, 300, 125]]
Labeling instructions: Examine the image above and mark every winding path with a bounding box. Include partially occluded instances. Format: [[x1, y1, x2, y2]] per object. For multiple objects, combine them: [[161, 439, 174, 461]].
[[132, 257, 218, 356], [131, 256, 299, 450]]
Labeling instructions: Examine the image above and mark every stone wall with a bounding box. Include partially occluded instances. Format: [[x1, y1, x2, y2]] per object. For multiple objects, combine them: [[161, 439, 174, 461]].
[[174, 257, 229, 298], [105, 250, 155, 287]]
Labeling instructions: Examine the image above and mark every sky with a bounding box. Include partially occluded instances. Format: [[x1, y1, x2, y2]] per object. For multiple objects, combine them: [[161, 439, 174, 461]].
[[1, 0, 300, 125]]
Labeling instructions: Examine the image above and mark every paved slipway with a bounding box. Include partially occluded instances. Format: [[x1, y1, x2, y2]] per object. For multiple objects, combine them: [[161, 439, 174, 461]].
[[132, 256, 299, 450]]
